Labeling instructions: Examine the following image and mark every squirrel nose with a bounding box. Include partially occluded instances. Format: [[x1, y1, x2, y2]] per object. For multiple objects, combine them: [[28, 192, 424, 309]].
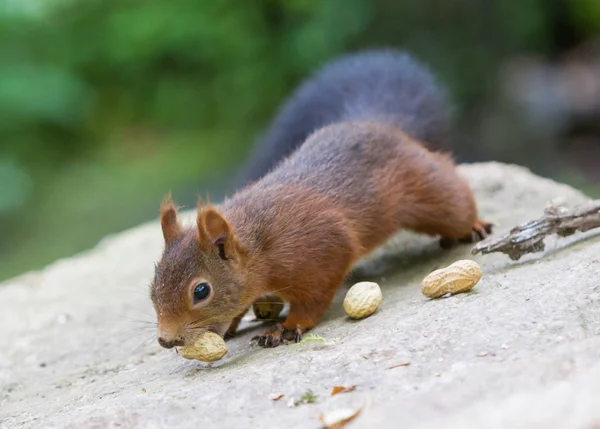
[[158, 336, 184, 349]]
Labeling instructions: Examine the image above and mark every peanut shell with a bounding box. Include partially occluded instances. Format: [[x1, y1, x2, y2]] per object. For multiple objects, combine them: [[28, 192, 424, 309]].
[[421, 259, 482, 298], [177, 331, 227, 362], [343, 281, 382, 319]]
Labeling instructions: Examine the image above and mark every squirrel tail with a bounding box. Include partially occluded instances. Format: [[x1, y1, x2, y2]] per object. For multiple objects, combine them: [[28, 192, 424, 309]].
[[237, 49, 452, 187]]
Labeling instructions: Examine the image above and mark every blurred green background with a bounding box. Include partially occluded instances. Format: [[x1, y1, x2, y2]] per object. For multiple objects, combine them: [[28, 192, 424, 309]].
[[1, 0, 599, 281]]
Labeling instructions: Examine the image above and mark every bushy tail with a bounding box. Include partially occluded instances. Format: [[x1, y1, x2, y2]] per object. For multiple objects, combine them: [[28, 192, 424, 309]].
[[237, 49, 451, 186]]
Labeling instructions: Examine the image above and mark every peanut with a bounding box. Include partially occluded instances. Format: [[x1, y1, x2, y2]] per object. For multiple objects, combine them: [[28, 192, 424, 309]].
[[177, 331, 227, 362], [421, 259, 482, 298], [343, 281, 382, 319], [252, 294, 285, 320]]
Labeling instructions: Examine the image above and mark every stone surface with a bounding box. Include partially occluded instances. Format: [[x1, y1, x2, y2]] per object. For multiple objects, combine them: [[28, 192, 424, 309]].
[[1, 162, 599, 429]]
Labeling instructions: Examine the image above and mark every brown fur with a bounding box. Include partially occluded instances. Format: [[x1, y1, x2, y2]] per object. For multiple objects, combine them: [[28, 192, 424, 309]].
[[150, 121, 491, 348]]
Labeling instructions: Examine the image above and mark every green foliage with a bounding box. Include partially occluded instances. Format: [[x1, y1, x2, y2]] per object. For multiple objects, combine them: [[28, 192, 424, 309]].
[[0, 160, 32, 214], [0, 0, 372, 162], [569, 0, 600, 35]]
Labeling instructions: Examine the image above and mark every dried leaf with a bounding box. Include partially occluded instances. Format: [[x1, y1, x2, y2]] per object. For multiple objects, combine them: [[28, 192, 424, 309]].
[[141, 388, 147, 393], [331, 385, 356, 396], [319, 406, 362, 429], [269, 392, 284, 401], [387, 362, 411, 370]]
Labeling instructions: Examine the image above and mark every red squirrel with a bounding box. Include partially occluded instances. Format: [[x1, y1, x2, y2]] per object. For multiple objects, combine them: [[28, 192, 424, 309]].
[[150, 50, 492, 349]]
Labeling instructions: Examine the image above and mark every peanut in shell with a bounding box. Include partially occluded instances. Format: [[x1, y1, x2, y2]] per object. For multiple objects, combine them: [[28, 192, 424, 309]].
[[343, 281, 382, 319], [177, 331, 227, 362], [421, 259, 482, 298]]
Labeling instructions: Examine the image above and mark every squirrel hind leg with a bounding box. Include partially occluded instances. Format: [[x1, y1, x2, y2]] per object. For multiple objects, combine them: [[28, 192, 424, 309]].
[[399, 157, 494, 246], [380, 143, 493, 247], [461, 219, 494, 242], [416, 213, 494, 249], [439, 220, 494, 249]]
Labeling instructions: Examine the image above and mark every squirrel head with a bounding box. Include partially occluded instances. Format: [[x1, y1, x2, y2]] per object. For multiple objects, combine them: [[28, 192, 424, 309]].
[[150, 196, 253, 348]]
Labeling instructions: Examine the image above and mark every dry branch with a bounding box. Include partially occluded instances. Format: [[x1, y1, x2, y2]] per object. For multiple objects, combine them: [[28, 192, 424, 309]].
[[472, 200, 600, 260]]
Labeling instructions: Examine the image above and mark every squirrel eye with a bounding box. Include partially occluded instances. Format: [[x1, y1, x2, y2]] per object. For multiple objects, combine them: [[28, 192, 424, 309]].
[[193, 282, 211, 304]]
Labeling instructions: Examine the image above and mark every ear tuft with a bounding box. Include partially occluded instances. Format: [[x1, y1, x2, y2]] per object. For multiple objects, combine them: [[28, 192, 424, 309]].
[[160, 194, 183, 243]]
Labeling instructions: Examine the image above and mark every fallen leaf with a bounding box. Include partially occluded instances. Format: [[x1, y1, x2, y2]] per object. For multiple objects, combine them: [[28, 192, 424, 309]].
[[269, 392, 284, 401], [319, 406, 362, 429], [387, 362, 411, 370], [141, 388, 147, 393], [331, 385, 356, 396]]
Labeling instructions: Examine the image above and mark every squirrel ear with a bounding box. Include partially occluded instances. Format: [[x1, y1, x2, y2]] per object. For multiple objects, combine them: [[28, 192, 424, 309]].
[[160, 195, 183, 244], [197, 205, 234, 259]]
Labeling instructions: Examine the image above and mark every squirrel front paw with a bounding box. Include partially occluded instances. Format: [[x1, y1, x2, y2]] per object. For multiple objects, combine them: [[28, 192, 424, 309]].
[[255, 323, 303, 348], [256, 324, 284, 348]]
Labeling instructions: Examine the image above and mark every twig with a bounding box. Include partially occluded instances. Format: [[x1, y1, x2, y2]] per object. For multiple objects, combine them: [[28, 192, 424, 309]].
[[387, 362, 411, 370], [472, 200, 600, 260]]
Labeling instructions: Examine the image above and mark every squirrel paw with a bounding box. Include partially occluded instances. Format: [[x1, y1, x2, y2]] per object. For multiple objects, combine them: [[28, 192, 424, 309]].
[[464, 220, 493, 242], [256, 324, 285, 348], [254, 323, 303, 348], [282, 324, 303, 343], [439, 220, 493, 249]]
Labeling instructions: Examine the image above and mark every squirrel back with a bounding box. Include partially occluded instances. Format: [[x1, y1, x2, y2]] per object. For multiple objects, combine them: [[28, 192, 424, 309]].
[[238, 50, 452, 186]]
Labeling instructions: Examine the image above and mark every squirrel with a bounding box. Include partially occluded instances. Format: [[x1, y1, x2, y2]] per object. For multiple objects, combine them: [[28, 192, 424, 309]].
[[150, 50, 492, 349]]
